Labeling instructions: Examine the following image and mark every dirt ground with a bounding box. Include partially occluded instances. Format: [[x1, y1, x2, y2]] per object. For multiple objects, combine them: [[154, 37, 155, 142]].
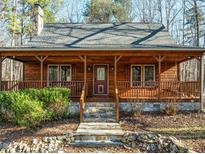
[[0, 118, 140, 153], [120, 111, 205, 153], [1, 112, 205, 153]]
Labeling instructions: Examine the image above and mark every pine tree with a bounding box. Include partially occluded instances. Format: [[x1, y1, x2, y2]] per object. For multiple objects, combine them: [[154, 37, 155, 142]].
[[84, 0, 132, 23]]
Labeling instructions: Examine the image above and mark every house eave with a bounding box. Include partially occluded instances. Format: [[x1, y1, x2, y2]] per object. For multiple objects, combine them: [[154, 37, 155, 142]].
[[0, 47, 204, 52]]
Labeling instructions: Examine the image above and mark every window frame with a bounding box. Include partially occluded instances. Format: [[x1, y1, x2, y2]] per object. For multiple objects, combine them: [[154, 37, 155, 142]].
[[59, 64, 72, 81], [131, 64, 155, 87], [47, 64, 72, 82], [130, 64, 143, 87], [48, 64, 59, 81]]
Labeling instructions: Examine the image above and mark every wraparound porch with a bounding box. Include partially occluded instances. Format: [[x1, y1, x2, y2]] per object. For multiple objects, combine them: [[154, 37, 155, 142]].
[[0, 49, 204, 122]]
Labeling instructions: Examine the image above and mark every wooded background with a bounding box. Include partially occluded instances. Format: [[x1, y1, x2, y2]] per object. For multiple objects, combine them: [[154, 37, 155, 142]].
[[0, 0, 205, 81]]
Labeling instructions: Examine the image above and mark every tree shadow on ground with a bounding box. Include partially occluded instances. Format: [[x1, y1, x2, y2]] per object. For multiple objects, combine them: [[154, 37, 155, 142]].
[[0, 117, 80, 143], [120, 111, 205, 140]]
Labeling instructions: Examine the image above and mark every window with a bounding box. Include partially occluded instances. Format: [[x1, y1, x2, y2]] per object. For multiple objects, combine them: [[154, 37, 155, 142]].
[[48, 65, 58, 81], [131, 65, 155, 87], [48, 65, 71, 82], [97, 67, 105, 80], [60, 65, 71, 81], [144, 66, 155, 86], [131, 66, 142, 86]]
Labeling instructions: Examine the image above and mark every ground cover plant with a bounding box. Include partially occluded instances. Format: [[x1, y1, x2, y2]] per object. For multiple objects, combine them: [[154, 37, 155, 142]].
[[0, 88, 70, 127]]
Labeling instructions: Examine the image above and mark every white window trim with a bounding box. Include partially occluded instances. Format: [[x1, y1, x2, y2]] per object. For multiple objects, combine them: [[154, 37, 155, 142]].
[[47, 64, 72, 82], [131, 64, 155, 87]]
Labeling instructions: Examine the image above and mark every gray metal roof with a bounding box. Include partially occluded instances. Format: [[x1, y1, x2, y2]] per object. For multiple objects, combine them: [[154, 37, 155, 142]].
[[24, 22, 181, 49]]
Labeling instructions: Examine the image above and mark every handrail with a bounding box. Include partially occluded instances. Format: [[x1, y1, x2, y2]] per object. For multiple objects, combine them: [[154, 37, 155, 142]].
[[115, 86, 120, 122], [8, 81, 19, 91], [80, 83, 86, 123]]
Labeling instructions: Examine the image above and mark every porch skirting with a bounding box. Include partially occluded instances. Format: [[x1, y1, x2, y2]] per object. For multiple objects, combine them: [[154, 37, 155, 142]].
[[67, 102, 200, 116]]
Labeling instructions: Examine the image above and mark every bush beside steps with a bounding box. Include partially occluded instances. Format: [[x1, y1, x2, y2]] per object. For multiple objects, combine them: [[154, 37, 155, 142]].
[[0, 88, 70, 128]]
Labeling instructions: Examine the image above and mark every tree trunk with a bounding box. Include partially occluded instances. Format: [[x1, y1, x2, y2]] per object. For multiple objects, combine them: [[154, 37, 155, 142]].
[[20, 0, 26, 46], [194, 0, 199, 47], [11, 0, 18, 46]]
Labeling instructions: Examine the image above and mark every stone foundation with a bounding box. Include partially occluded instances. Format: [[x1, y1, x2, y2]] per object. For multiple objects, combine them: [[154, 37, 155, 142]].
[[68, 102, 200, 115], [120, 102, 200, 112]]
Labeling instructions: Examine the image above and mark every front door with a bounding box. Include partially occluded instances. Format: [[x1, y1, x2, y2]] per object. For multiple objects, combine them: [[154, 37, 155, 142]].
[[94, 65, 108, 95]]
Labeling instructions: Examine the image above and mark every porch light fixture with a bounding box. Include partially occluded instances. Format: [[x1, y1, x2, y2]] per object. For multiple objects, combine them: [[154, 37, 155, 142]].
[[88, 66, 91, 71]]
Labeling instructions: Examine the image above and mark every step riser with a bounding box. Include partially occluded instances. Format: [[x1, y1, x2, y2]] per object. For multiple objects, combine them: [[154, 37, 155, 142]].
[[84, 116, 115, 120], [83, 118, 116, 122], [84, 108, 115, 112], [84, 111, 115, 114], [84, 112, 115, 117], [85, 103, 115, 108], [75, 135, 122, 142]]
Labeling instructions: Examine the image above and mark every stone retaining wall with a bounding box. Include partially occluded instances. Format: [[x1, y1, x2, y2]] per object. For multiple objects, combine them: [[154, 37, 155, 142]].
[[0, 132, 74, 153], [68, 102, 200, 116], [0, 131, 195, 153], [121, 132, 195, 153]]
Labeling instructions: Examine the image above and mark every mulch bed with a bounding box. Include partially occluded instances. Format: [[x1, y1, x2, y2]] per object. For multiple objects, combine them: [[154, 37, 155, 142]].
[[120, 111, 205, 153]]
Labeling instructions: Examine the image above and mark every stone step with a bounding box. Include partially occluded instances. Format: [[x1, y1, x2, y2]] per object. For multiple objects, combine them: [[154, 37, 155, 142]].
[[84, 111, 115, 116], [84, 110, 115, 115], [71, 141, 123, 147], [74, 135, 122, 142], [73, 122, 124, 146], [84, 114, 115, 120], [84, 106, 115, 112], [83, 117, 116, 122], [79, 122, 120, 127], [85, 103, 115, 108]]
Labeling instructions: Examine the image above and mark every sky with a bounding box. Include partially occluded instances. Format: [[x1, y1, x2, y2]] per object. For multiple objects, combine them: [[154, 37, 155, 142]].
[[57, 0, 87, 23]]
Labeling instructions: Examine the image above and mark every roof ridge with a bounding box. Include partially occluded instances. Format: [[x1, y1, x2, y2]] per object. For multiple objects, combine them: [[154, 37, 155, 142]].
[[44, 22, 163, 25]]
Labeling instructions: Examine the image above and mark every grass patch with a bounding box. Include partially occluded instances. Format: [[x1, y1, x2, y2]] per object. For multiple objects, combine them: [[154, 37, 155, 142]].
[[147, 126, 205, 139]]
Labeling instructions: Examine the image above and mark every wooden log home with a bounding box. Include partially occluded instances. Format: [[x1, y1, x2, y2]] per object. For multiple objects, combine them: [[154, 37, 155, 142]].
[[0, 8, 204, 122]]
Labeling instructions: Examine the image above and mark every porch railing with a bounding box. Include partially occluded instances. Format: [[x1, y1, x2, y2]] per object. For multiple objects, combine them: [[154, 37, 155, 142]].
[[117, 81, 200, 100], [1, 80, 84, 97]]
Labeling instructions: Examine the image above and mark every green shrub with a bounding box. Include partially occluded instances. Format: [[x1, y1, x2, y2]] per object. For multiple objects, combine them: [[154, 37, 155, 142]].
[[22, 88, 70, 120], [0, 88, 70, 127], [0, 92, 46, 127]]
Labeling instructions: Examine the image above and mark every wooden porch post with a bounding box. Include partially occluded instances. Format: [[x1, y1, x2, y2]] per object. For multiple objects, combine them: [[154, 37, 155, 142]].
[[200, 54, 204, 111], [79, 56, 87, 123], [114, 56, 122, 122], [0, 56, 6, 91], [35, 56, 48, 87], [79, 56, 87, 86], [154, 56, 165, 100], [84, 56, 87, 86]]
